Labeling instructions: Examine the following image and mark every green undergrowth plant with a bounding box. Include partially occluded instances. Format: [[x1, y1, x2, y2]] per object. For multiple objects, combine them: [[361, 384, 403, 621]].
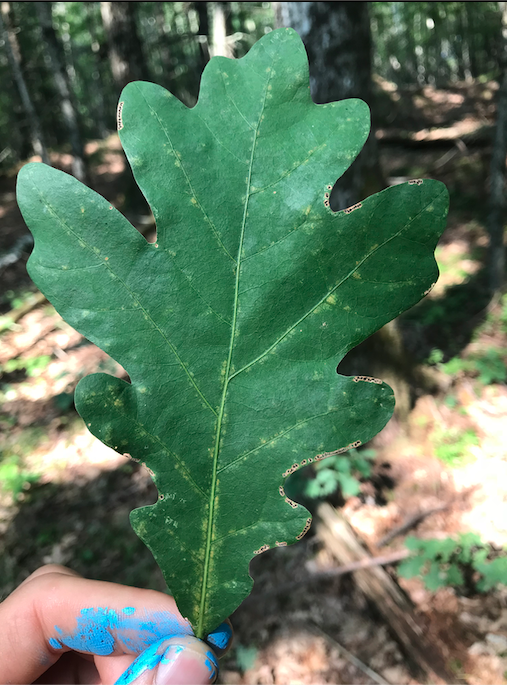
[[16, 29, 448, 637], [288, 447, 376, 500], [0, 453, 41, 499], [432, 426, 478, 468], [430, 347, 507, 385], [398, 533, 507, 593], [0, 354, 51, 378]]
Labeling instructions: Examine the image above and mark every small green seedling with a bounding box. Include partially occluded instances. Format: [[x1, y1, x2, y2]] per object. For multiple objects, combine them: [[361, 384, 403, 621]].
[[16, 29, 448, 636], [399, 533, 507, 593]]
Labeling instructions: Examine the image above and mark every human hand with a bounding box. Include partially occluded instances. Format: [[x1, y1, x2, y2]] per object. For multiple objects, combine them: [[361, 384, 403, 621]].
[[0, 565, 232, 684]]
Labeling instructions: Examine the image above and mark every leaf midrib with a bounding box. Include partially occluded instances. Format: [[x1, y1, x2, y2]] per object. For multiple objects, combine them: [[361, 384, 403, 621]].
[[196, 65, 273, 638]]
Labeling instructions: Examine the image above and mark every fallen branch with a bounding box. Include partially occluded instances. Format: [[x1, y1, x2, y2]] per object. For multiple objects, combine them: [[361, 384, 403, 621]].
[[312, 549, 410, 577], [377, 502, 450, 548], [316, 503, 460, 684]]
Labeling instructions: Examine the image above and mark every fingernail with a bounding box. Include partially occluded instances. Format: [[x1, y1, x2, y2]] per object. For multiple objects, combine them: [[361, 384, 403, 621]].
[[155, 637, 218, 684], [114, 636, 218, 685], [206, 621, 233, 656]]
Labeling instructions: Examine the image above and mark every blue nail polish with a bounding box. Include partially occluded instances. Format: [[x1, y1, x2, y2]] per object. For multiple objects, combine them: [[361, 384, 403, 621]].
[[206, 621, 232, 651], [204, 649, 218, 682], [114, 637, 168, 685]]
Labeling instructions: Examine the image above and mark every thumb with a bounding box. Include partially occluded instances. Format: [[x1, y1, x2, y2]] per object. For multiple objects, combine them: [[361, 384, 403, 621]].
[[112, 636, 218, 685]]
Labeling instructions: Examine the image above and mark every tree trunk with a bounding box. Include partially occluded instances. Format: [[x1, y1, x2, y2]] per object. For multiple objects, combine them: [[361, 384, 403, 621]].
[[0, 2, 50, 164], [210, 2, 232, 58], [100, 1, 150, 91], [276, 1, 384, 210], [35, 1, 86, 181], [195, 1, 211, 69], [99, 1, 151, 215], [488, 2, 507, 294], [83, 2, 109, 138], [488, 71, 507, 294]]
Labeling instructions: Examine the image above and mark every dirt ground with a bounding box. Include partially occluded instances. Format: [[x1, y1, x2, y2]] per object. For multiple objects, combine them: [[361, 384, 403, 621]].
[[1, 79, 507, 684]]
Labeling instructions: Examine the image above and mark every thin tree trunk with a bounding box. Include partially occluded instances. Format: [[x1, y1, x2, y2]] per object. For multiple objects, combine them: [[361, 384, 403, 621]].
[[210, 2, 232, 58], [83, 2, 108, 138], [99, 2, 150, 214], [195, 1, 210, 69], [488, 3, 507, 294], [35, 1, 86, 181], [459, 5, 472, 82], [277, 1, 384, 210], [100, 1, 150, 91], [0, 2, 50, 164]]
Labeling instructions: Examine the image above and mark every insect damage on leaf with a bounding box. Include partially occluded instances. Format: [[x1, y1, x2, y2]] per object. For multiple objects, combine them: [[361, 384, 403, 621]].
[[16, 27, 448, 637]]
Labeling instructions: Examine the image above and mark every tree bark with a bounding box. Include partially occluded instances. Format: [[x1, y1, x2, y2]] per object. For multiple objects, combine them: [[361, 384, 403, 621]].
[[35, 1, 86, 181], [276, 1, 384, 209], [0, 2, 50, 164], [100, 1, 150, 91]]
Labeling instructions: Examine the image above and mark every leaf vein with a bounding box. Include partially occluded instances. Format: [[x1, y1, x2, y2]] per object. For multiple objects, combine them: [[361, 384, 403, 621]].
[[249, 144, 326, 196], [135, 85, 236, 264], [230, 191, 439, 378], [217, 408, 338, 474], [36, 192, 218, 417]]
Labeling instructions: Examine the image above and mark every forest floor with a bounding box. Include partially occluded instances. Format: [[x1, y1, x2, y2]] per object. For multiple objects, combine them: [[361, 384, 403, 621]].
[[1, 78, 507, 684]]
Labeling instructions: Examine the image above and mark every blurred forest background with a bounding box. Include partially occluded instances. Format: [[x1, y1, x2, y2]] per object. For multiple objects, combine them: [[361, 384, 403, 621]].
[[1, 2, 507, 683]]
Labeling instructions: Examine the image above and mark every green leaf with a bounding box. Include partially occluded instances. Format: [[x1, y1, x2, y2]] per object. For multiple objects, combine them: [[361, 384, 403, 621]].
[[475, 556, 507, 591], [337, 472, 362, 498], [425, 562, 447, 591], [444, 564, 464, 587], [16, 28, 448, 636], [404, 535, 426, 552], [398, 556, 427, 579]]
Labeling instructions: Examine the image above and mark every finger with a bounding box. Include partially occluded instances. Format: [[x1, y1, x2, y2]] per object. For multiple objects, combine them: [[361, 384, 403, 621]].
[[97, 636, 218, 685], [0, 566, 192, 684], [95, 621, 232, 683], [18, 563, 80, 588], [34, 652, 100, 684]]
